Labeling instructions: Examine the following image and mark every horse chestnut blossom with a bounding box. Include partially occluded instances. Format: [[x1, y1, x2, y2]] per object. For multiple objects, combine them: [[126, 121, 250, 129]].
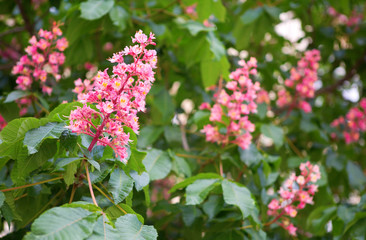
[[277, 49, 321, 113], [267, 161, 321, 236], [331, 98, 366, 144], [12, 22, 68, 95], [67, 30, 157, 162], [200, 57, 260, 150], [327, 7, 364, 31]]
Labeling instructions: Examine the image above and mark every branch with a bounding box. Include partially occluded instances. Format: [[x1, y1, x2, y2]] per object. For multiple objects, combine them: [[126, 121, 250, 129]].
[[0, 26, 26, 38], [15, 0, 34, 35], [316, 49, 366, 95]]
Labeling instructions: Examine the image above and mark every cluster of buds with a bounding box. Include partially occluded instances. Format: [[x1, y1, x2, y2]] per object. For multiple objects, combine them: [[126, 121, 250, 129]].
[[67, 30, 157, 162], [331, 98, 366, 144], [327, 7, 363, 31], [200, 57, 261, 150], [277, 49, 321, 113], [12, 22, 68, 96], [267, 161, 321, 236]]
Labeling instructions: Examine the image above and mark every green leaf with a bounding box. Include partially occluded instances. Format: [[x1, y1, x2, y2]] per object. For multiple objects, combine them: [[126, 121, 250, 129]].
[[239, 144, 263, 167], [186, 179, 219, 205], [60, 130, 78, 152], [169, 173, 222, 193], [64, 161, 78, 186], [202, 195, 224, 220], [48, 102, 83, 122], [88, 159, 101, 172], [0, 102, 19, 122], [130, 171, 149, 191], [181, 205, 202, 226], [192, 110, 210, 129], [11, 139, 57, 185], [88, 215, 120, 240], [80, 0, 115, 20], [24, 122, 65, 154], [127, 148, 147, 174], [109, 6, 129, 31], [108, 168, 134, 204], [260, 124, 284, 149], [4, 90, 30, 103], [24, 207, 98, 240], [306, 206, 337, 236], [170, 153, 192, 177], [347, 161, 366, 190], [105, 203, 144, 223], [143, 149, 172, 181], [221, 180, 257, 219], [54, 157, 81, 171], [240, 7, 263, 25], [175, 18, 215, 36], [137, 126, 164, 149], [0, 191, 5, 208], [206, 32, 226, 61], [114, 214, 157, 240], [151, 89, 175, 125], [196, 0, 226, 22], [201, 56, 230, 88], [90, 162, 113, 184], [263, 5, 281, 20]]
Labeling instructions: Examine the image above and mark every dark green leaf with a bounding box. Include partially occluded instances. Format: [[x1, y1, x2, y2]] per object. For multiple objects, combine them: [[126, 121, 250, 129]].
[[186, 179, 219, 205]]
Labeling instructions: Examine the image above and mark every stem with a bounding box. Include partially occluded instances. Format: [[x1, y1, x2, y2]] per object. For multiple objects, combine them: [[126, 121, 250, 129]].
[[219, 157, 224, 177], [84, 162, 98, 207], [285, 136, 304, 158], [93, 184, 127, 214], [175, 153, 211, 160], [1, 176, 63, 192], [69, 184, 76, 204]]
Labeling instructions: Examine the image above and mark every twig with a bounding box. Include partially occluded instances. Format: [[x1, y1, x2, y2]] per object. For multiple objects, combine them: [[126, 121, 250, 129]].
[[1, 176, 63, 192], [93, 184, 127, 214], [285, 136, 304, 158], [316, 49, 366, 95], [85, 162, 98, 207], [0, 26, 26, 38]]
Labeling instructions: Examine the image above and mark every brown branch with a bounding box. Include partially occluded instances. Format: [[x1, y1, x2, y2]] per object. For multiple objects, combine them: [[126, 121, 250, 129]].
[[15, 0, 34, 36], [0, 26, 26, 38], [316, 49, 366, 95]]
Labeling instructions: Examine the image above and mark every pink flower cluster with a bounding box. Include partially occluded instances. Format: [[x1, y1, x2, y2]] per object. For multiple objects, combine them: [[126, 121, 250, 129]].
[[67, 30, 157, 162], [12, 22, 68, 96], [200, 57, 261, 150], [331, 98, 366, 144], [0, 114, 7, 130], [277, 50, 321, 113], [267, 161, 321, 236], [328, 7, 363, 31], [73, 78, 94, 102]]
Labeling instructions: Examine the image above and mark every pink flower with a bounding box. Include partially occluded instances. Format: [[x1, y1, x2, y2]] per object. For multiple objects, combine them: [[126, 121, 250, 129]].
[[277, 50, 320, 114], [267, 161, 321, 236], [286, 223, 297, 236], [68, 31, 157, 162], [200, 57, 262, 149], [12, 21, 68, 104]]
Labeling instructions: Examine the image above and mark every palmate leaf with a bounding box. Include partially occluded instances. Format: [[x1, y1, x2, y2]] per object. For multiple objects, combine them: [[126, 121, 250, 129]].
[[24, 207, 99, 240]]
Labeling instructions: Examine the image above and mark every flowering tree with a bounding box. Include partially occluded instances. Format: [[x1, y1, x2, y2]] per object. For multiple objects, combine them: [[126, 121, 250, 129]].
[[0, 0, 365, 239]]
